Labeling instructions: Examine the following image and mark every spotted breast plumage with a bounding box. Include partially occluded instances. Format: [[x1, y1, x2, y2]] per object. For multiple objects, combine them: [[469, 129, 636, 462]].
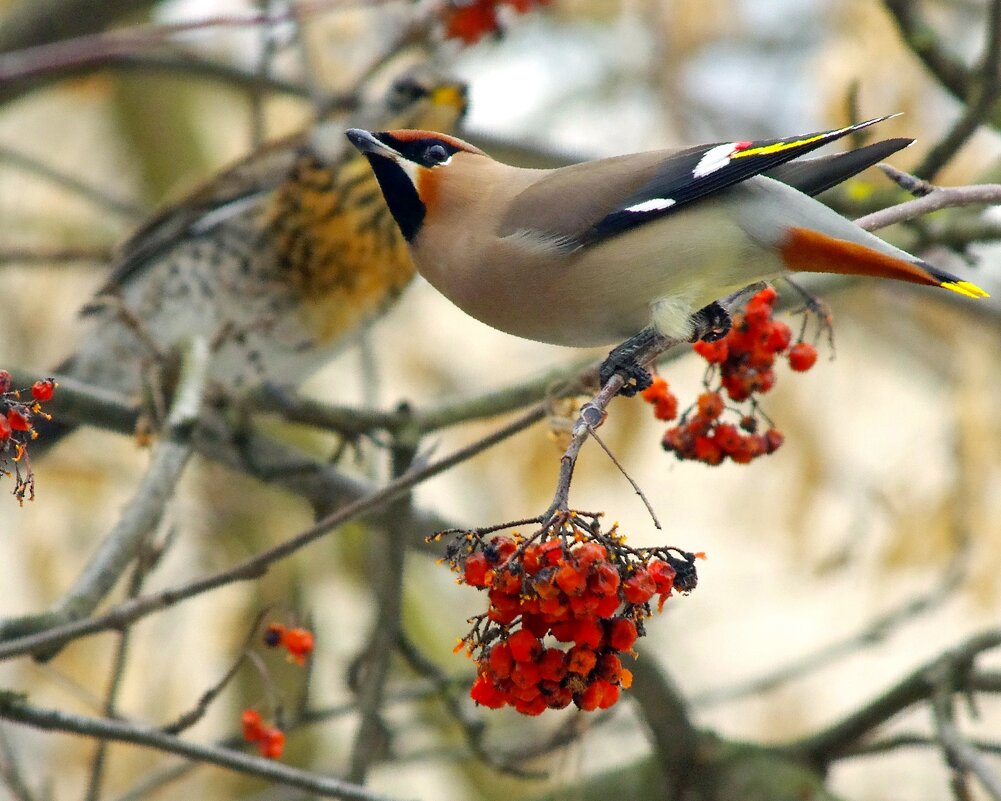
[[48, 69, 467, 444]]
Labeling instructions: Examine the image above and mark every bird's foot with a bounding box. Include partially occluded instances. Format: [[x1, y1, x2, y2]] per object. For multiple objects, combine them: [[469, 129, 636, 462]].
[[690, 301, 732, 343], [599, 328, 657, 397]]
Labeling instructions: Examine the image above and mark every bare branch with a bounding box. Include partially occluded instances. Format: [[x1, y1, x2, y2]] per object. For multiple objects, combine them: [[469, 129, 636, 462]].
[[0, 694, 411, 801]]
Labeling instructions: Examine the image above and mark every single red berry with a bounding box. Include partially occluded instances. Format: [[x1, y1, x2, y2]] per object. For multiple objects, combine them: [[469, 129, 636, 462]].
[[463, 552, 491, 587], [0, 415, 10, 441], [510, 659, 542, 689], [507, 629, 542, 663], [488, 642, 514, 679], [282, 627, 314, 665], [622, 568, 655, 605], [444, 0, 500, 44], [574, 542, 608, 568], [241, 709, 265, 742], [30, 379, 55, 402], [696, 391, 725, 420], [607, 617, 638, 652], [588, 562, 621, 596], [470, 674, 507, 708], [693, 435, 724, 465], [767, 321, 792, 352], [574, 681, 602, 711], [639, 376, 668, 404], [648, 559, 676, 595], [0, 370, 10, 393], [513, 695, 548, 716], [788, 341, 818, 372], [764, 428, 784, 453], [693, 339, 730, 364], [555, 562, 587, 596], [538, 648, 567, 682], [566, 644, 598, 676], [595, 651, 623, 684], [570, 617, 604, 649], [259, 727, 285, 759], [7, 408, 30, 431]]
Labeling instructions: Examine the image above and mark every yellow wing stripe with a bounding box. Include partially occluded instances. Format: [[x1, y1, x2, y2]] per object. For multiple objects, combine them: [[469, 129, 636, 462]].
[[731, 130, 844, 160]]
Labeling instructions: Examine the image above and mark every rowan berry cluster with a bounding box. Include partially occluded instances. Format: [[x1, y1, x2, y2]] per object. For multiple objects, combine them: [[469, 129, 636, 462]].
[[433, 513, 699, 715], [642, 288, 819, 466], [263, 623, 315, 666], [443, 0, 551, 44], [241, 709, 285, 759], [0, 371, 57, 503]]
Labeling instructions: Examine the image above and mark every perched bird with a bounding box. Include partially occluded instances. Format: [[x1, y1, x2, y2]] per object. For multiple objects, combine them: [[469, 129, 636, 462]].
[[346, 118, 989, 386], [43, 67, 467, 445]]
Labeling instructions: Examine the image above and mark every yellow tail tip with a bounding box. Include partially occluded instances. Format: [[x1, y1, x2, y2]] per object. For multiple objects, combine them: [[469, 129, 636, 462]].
[[941, 280, 990, 300]]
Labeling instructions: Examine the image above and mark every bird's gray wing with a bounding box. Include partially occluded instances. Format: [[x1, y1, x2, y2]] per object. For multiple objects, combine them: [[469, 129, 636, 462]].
[[499, 116, 901, 251]]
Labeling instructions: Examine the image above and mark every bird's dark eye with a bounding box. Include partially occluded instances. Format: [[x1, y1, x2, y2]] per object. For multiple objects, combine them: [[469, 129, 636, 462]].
[[425, 144, 450, 164]]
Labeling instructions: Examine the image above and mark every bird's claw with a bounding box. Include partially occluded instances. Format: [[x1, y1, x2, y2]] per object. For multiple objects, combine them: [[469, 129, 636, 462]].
[[690, 301, 732, 343], [598, 354, 653, 397]]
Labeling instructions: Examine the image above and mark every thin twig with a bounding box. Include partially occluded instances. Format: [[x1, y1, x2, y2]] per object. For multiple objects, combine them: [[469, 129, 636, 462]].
[[915, 0, 1001, 179], [0, 695, 412, 801], [0, 145, 144, 220], [0, 338, 210, 651], [586, 425, 661, 530], [0, 405, 545, 662], [854, 183, 1001, 232]]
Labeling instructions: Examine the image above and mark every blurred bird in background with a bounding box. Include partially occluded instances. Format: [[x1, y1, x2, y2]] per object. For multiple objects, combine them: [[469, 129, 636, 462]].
[[42, 66, 468, 448]]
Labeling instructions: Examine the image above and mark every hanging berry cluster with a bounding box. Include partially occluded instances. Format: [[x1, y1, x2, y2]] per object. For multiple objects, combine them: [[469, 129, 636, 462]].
[[241, 709, 286, 759], [263, 622, 315, 666], [442, 0, 551, 44], [433, 512, 700, 715], [239, 620, 315, 759], [641, 287, 819, 466], [0, 371, 57, 503]]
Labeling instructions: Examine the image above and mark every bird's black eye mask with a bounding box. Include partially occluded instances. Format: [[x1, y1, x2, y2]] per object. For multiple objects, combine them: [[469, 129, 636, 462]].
[[374, 133, 462, 167]]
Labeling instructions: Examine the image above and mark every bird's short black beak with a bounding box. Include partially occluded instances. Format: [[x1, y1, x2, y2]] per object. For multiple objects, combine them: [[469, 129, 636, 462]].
[[346, 128, 399, 160]]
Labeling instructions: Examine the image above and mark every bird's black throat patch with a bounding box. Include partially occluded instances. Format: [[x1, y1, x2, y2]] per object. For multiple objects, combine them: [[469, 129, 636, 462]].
[[364, 154, 425, 242]]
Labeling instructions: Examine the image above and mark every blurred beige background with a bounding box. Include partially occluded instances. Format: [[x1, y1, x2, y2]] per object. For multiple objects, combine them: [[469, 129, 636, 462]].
[[0, 1, 999, 799]]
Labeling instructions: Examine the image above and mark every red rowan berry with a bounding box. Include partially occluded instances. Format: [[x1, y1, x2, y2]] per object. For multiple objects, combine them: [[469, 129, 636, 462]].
[[588, 562, 621, 596], [282, 627, 314, 665], [507, 629, 542, 663], [622, 569, 655, 605], [259, 727, 285, 759], [607, 617, 638, 651], [0, 416, 10, 441], [488, 642, 514, 679], [463, 552, 490, 587], [241, 709, 265, 742], [470, 675, 506, 709], [538, 648, 567, 682], [7, 409, 30, 431], [693, 339, 729, 363], [697, 391, 725, 420], [788, 341, 818, 371], [566, 644, 598, 676], [30, 380, 55, 402]]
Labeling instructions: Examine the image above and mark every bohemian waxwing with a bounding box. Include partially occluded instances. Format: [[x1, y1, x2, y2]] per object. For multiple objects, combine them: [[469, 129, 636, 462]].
[[346, 117, 988, 381]]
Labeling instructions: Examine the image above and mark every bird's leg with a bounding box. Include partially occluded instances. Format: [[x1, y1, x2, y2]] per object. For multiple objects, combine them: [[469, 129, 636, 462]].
[[689, 300, 732, 343], [599, 327, 659, 397]]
